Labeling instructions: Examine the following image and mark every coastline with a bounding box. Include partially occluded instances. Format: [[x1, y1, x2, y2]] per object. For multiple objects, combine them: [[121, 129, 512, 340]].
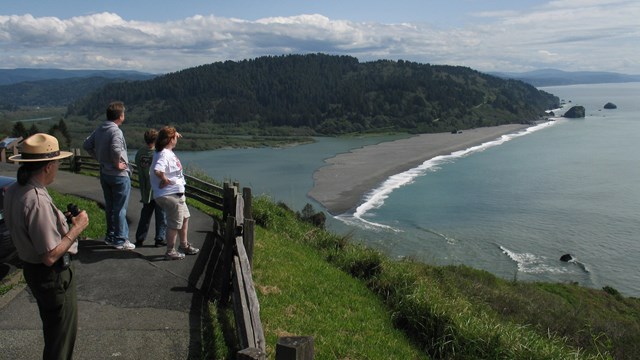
[[308, 124, 532, 215]]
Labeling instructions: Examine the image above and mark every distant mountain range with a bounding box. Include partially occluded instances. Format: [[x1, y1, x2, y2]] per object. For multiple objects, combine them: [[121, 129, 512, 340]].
[[0, 68, 155, 86], [489, 69, 640, 87], [0, 69, 157, 107]]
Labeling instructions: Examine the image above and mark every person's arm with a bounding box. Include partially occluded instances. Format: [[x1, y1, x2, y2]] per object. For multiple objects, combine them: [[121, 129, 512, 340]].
[[153, 152, 173, 189], [40, 211, 89, 267], [154, 169, 172, 189], [110, 128, 129, 170], [82, 131, 96, 157]]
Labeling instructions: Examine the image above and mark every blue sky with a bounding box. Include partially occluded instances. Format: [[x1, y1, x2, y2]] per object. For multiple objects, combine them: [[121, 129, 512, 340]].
[[1, 0, 638, 74]]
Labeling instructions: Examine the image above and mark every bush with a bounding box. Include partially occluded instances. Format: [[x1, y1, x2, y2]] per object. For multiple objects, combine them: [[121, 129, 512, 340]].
[[603, 286, 621, 297]]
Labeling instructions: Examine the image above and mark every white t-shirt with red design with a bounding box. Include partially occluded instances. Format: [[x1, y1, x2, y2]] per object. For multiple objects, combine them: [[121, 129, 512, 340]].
[[150, 148, 186, 199]]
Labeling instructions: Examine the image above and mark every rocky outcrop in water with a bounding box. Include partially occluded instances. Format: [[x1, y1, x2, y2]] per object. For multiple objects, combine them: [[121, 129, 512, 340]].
[[563, 106, 586, 118], [560, 254, 573, 262], [604, 102, 617, 109]]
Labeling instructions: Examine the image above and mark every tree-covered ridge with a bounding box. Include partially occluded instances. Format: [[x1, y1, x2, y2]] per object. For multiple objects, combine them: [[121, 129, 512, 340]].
[[68, 54, 559, 135]]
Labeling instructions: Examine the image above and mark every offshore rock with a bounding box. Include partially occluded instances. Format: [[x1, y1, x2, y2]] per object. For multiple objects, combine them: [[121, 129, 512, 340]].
[[560, 254, 573, 262], [604, 102, 617, 109], [563, 106, 586, 118]]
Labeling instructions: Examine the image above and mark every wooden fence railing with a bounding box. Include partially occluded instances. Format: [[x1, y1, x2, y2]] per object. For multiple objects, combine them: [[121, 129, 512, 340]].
[[223, 186, 267, 358], [63, 151, 313, 359]]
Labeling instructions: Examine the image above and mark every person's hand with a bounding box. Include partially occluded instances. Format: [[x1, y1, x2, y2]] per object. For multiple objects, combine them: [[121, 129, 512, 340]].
[[159, 178, 173, 188], [71, 210, 90, 233], [117, 161, 128, 170]]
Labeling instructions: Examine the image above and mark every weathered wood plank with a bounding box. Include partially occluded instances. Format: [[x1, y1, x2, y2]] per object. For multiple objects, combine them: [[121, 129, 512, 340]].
[[236, 236, 266, 352], [186, 184, 224, 203], [219, 216, 236, 305], [233, 255, 255, 349], [243, 219, 255, 266], [185, 173, 223, 195], [237, 347, 266, 360]]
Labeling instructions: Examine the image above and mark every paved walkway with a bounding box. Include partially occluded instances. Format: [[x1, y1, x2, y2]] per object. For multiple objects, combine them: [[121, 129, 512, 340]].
[[0, 163, 218, 359]]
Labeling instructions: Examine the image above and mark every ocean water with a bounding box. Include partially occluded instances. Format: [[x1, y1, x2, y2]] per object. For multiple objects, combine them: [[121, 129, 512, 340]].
[[176, 82, 640, 297], [339, 82, 640, 297]]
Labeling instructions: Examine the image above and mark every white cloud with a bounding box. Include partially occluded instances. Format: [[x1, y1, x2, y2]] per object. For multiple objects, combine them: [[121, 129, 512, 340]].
[[0, 2, 639, 74], [538, 50, 558, 57]]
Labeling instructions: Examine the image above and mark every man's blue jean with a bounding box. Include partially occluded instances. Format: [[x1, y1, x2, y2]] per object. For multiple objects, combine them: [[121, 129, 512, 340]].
[[135, 200, 167, 243], [100, 174, 131, 243]]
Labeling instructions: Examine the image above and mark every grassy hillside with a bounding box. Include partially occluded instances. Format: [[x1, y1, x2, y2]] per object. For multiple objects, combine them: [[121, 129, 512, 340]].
[[249, 196, 639, 359]]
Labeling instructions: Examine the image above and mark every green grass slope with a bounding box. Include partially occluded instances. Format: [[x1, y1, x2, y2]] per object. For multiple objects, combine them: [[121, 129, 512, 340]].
[[251, 196, 640, 360]]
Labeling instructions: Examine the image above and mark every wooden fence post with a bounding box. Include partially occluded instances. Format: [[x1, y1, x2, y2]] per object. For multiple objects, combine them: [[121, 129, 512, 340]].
[[219, 216, 237, 306], [223, 182, 237, 221], [71, 148, 82, 173], [223, 182, 230, 220], [243, 187, 252, 219], [276, 337, 314, 360]]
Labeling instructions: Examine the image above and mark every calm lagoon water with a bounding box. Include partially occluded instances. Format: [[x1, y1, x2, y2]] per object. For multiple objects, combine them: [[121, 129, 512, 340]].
[[176, 82, 640, 297]]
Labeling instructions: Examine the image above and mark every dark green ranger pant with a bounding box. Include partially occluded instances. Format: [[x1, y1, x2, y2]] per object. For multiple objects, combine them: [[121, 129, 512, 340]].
[[23, 262, 78, 360]]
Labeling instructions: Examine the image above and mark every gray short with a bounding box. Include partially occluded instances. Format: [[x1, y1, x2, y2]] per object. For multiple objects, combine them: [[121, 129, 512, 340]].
[[155, 193, 190, 229]]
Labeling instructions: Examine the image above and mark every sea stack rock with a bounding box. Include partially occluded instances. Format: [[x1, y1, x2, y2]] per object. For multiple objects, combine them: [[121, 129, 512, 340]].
[[560, 254, 573, 262], [603, 102, 617, 109], [563, 106, 586, 118]]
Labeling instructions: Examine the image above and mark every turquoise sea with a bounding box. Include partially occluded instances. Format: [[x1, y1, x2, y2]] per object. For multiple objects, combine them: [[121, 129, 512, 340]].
[[176, 82, 640, 297]]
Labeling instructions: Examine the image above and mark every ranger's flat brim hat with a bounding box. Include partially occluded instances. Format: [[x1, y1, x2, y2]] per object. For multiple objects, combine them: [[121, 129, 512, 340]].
[[9, 133, 73, 163]]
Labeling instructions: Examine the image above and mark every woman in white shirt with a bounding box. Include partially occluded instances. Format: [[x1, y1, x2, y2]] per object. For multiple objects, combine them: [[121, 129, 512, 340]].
[[150, 126, 200, 260]]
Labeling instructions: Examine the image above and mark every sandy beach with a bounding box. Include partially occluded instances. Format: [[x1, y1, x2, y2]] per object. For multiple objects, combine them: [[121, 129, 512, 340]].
[[308, 124, 531, 215]]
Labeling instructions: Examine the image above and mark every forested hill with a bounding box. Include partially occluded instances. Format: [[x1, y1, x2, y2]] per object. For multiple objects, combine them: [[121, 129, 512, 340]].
[[68, 54, 559, 135]]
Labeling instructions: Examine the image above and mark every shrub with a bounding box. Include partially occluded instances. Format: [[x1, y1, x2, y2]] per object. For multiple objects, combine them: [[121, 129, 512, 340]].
[[602, 286, 621, 298]]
